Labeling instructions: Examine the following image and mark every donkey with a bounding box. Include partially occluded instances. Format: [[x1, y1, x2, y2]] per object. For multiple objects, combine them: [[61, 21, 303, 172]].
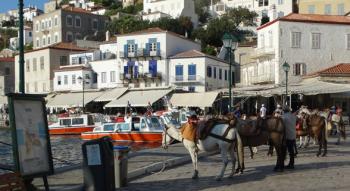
[[162, 123, 244, 181]]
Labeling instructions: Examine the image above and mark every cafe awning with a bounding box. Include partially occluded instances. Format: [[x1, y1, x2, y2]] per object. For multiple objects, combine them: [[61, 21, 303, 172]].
[[104, 88, 172, 108], [94, 88, 128, 102], [46, 91, 103, 108], [170, 92, 219, 107]]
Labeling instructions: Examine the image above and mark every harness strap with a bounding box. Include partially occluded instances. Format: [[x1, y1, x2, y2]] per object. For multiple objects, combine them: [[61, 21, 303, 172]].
[[222, 125, 233, 138], [208, 132, 234, 143]]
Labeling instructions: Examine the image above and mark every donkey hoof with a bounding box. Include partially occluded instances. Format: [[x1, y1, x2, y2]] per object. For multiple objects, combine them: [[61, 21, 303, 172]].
[[215, 176, 222, 181], [316, 153, 321, 157], [191, 170, 198, 179], [321, 153, 327, 157], [250, 156, 254, 159]]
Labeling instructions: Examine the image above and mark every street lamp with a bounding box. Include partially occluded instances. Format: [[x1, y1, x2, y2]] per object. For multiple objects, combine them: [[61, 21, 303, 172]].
[[282, 61, 290, 106], [222, 32, 238, 112], [78, 75, 90, 113]]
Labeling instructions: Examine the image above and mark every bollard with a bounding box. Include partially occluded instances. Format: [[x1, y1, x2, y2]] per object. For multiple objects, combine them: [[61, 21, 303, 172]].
[[114, 146, 130, 188]]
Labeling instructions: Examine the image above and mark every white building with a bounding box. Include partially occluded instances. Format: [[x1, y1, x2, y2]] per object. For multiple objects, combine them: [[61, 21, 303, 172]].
[[9, 27, 33, 50], [23, 6, 43, 21], [142, 0, 198, 27], [211, 0, 298, 25], [53, 65, 94, 91], [241, 13, 350, 87], [117, 27, 201, 89], [169, 50, 229, 92]]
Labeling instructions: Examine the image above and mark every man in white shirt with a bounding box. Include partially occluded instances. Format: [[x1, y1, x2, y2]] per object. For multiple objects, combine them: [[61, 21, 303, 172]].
[[260, 104, 267, 119]]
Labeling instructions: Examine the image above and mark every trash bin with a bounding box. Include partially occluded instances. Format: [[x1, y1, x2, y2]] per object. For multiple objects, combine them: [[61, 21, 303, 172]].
[[82, 137, 115, 191], [114, 146, 130, 188]]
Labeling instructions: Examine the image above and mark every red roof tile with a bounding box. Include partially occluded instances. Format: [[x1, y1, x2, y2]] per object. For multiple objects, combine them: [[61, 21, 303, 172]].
[[306, 63, 350, 77], [62, 6, 94, 14], [0, 57, 14, 62], [25, 42, 88, 53], [258, 13, 350, 30]]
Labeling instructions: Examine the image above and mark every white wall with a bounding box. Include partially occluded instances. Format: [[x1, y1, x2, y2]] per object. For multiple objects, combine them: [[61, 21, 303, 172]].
[[89, 59, 122, 89], [53, 69, 93, 91]]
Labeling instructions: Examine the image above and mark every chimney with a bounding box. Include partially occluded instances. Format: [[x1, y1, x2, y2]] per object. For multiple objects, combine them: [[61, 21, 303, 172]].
[[105, 31, 110, 41]]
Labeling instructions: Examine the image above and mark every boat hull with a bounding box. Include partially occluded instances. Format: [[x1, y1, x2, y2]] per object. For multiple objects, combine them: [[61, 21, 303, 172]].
[[81, 132, 163, 143], [49, 126, 95, 135]]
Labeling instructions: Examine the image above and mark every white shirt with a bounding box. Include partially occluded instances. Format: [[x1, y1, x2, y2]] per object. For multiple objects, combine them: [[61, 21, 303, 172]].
[[260, 107, 267, 118], [124, 116, 132, 123]]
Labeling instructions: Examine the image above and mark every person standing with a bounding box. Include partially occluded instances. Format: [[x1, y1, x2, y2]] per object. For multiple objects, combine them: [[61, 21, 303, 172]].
[[274, 104, 283, 117], [260, 104, 267, 119], [281, 106, 297, 170], [180, 114, 200, 179], [233, 106, 241, 118]]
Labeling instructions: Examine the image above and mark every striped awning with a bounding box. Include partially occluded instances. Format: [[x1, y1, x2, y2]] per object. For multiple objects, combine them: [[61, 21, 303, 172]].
[[46, 91, 103, 108], [94, 88, 128, 102], [170, 92, 219, 107]]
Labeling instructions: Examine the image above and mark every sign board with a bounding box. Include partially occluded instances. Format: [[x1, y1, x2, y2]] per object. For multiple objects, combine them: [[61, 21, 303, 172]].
[[7, 94, 53, 178], [86, 144, 101, 166]]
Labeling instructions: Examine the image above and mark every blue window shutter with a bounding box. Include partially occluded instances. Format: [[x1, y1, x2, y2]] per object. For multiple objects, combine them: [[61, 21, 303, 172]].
[[135, 44, 138, 55], [176, 65, 183, 76], [193, 65, 196, 75], [145, 43, 150, 56], [124, 44, 127, 57], [157, 42, 160, 56], [153, 60, 157, 76]]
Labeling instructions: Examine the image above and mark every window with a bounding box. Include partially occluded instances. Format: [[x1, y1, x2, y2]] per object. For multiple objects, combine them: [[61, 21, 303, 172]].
[[35, 22, 39, 31], [110, 71, 116, 82], [75, 16, 81, 28], [291, 32, 301, 48], [311, 33, 321, 49], [150, 42, 157, 51], [5, 67, 10, 75], [225, 70, 228, 81], [338, 4, 345, 15], [66, 32, 73, 42], [72, 74, 76, 84], [72, 118, 84, 125], [188, 64, 196, 80], [219, 69, 222, 80], [60, 56, 68, 66], [213, 67, 217, 79], [48, 19, 52, 28], [33, 58, 37, 71], [278, 0, 283, 5], [258, 0, 268, 7], [324, 4, 331, 15], [347, 34, 350, 49], [26, 59, 30, 72], [47, 36, 51, 45], [60, 119, 71, 126], [42, 37, 46, 46], [101, 72, 107, 83], [57, 76, 61, 85], [92, 19, 98, 30], [189, 86, 195, 92], [175, 65, 183, 81], [54, 16, 58, 26], [54, 34, 58, 43], [40, 56, 44, 70], [149, 60, 157, 77], [93, 72, 98, 83], [207, 66, 212, 77], [127, 44, 135, 53], [41, 21, 45, 30], [36, 38, 40, 47], [66, 15, 73, 26], [64, 75, 68, 85], [29, 32, 32, 37], [308, 5, 315, 14], [293, 63, 306, 76]]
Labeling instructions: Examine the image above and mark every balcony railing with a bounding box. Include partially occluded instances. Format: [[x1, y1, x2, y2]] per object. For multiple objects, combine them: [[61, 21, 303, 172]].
[[120, 72, 162, 81], [172, 75, 204, 83], [188, 75, 197, 81], [251, 74, 275, 84], [175, 75, 184, 81], [119, 49, 161, 58]]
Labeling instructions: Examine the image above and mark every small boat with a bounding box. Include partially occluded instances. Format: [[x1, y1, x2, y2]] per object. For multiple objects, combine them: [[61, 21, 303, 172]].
[[81, 116, 164, 143], [49, 114, 96, 135]]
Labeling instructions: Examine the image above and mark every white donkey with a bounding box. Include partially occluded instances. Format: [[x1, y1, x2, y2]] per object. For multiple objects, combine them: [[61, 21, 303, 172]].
[[162, 123, 244, 181]]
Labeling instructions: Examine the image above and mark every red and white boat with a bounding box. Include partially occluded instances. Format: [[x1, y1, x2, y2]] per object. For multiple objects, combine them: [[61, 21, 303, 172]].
[[49, 114, 97, 135], [81, 116, 164, 143]]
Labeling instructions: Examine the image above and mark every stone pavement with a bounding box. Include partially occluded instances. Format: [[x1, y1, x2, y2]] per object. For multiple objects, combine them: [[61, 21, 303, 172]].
[[121, 136, 350, 191]]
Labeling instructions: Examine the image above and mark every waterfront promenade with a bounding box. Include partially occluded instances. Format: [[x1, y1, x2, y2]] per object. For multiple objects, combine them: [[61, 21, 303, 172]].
[[34, 135, 349, 191]]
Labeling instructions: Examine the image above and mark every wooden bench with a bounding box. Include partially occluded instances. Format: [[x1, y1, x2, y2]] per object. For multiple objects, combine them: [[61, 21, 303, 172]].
[[0, 173, 26, 191]]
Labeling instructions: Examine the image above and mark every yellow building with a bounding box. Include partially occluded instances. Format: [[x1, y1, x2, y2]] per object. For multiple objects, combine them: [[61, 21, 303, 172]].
[[299, 0, 350, 15]]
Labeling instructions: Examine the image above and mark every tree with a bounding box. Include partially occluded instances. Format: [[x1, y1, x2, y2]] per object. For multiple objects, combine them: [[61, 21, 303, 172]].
[[192, 7, 257, 54], [260, 15, 270, 26]]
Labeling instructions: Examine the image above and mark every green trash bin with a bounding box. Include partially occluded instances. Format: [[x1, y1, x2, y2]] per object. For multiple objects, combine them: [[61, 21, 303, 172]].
[[114, 146, 130, 188]]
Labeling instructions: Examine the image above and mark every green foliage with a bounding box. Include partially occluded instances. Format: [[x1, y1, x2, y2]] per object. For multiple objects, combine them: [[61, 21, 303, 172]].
[[121, 3, 143, 14], [0, 28, 18, 50], [24, 43, 33, 51], [108, 16, 193, 37], [193, 7, 257, 51], [202, 45, 217, 56], [260, 15, 270, 26]]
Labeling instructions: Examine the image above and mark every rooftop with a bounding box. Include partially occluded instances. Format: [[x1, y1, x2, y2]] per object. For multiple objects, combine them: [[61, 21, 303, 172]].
[[0, 57, 14, 62], [54, 65, 91, 72], [305, 63, 350, 78], [169, 49, 227, 63], [258, 13, 350, 30], [25, 42, 88, 53]]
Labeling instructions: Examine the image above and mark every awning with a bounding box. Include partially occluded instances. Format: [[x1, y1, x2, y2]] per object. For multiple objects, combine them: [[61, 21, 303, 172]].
[[170, 92, 219, 107], [104, 88, 172, 108], [94, 88, 128, 102], [47, 91, 104, 108]]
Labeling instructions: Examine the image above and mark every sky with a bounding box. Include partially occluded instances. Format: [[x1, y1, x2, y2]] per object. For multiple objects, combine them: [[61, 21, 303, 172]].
[[0, 0, 47, 13]]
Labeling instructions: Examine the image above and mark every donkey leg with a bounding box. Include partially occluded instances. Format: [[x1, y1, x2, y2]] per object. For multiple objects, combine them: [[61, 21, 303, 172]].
[[249, 146, 254, 159], [216, 144, 229, 181], [322, 130, 328, 157], [298, 136, 303, 148], [229, 144, 237, 178], [316, 136, 322, 157], [184, 140, 198, 179]]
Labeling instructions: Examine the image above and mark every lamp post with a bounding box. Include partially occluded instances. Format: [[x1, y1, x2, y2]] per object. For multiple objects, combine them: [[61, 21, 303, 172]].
[[222, 32, 238, 112], [78, 75, 90, 113], [282, 61, 290, 106], [19, 0, 25, 93]]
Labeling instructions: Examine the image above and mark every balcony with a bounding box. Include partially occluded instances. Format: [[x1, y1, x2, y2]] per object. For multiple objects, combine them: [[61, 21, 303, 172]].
[[250, 48, 275, 60], [120, 72, 162, 82], [172, 75, 204, 83], [119, 49, 161, 59], [251, 74, 275, 84]]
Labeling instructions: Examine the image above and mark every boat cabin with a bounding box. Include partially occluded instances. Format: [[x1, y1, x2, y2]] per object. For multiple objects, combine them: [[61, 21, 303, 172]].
[[50, 114, 94, 128], [93, 116, 163, 133]]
